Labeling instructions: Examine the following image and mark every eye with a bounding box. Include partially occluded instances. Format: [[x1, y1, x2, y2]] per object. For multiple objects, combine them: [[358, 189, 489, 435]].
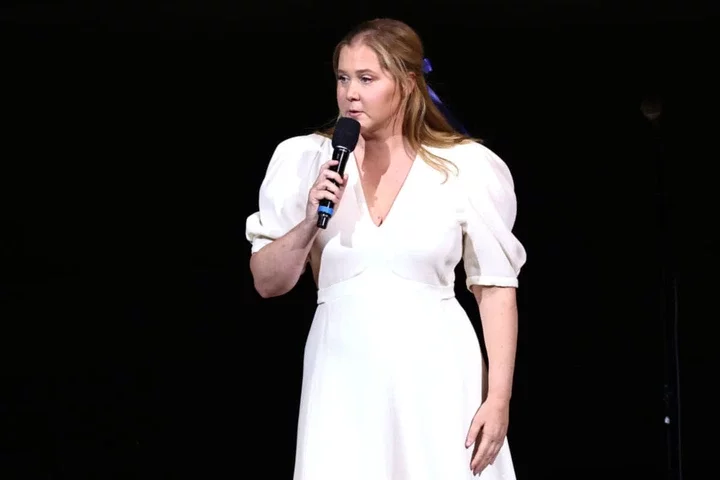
[[337, 75, 349, 83], [360, 76, 373, 84]]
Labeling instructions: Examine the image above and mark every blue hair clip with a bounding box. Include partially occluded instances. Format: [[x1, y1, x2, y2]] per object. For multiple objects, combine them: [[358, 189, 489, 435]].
[[422, 58, 433, 75], [422, 57, 469, 135]]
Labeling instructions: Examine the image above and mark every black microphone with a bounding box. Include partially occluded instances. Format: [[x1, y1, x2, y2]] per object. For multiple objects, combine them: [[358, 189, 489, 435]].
[[317, 117, 361, 229]]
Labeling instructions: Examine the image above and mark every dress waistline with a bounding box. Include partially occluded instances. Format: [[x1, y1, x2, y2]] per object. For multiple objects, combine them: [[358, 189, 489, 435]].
[[317, 269, 456, 305]]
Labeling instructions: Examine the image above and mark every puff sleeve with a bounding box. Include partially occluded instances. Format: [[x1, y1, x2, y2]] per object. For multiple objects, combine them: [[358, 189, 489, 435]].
[[245, 135, 325, 254], [459, 144, 527, 290]]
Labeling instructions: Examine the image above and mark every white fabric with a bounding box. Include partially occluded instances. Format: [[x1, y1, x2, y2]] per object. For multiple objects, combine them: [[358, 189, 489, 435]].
[[246, 133, 527, 480]]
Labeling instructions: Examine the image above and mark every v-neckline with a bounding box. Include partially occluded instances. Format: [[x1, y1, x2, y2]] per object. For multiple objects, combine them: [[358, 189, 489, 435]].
[[352, 153, 418, 229]]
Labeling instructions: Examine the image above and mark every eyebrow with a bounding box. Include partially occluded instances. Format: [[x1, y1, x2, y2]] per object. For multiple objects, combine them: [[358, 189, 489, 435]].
[[337, 68, 377, 75]]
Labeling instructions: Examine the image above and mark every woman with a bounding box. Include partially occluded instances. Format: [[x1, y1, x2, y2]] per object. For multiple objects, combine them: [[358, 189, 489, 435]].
[[246, 18, 527, 480]]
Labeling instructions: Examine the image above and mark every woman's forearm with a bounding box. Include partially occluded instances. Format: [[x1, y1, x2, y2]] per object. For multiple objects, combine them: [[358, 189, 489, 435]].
[[472, 285, 518, 403], [250, 217, 319, 298]]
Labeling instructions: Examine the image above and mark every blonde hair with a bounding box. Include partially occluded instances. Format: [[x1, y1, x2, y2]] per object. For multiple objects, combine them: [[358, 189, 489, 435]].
[[319, 18, 479, 179]]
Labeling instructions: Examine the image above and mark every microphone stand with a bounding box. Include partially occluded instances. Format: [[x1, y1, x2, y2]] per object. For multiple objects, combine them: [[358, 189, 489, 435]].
[[643, 98, 682, 480]]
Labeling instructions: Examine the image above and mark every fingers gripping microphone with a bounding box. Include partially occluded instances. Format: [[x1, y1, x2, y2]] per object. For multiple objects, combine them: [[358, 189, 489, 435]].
[[317, 117, 361, 229]]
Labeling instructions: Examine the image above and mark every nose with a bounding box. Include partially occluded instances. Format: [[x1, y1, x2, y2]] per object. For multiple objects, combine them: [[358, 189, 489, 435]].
[[345, 79, 360, 101]]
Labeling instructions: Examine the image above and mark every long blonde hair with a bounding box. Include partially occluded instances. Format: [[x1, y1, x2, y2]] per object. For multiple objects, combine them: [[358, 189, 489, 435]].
[[319, 18, 479, 179]]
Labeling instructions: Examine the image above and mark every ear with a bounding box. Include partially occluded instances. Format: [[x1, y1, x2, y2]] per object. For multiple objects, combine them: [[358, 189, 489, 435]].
[[403, 71, 417, 95]]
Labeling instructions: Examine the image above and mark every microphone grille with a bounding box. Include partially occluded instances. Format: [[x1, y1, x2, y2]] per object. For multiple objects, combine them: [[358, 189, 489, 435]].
[[332, 117, 361, 151]]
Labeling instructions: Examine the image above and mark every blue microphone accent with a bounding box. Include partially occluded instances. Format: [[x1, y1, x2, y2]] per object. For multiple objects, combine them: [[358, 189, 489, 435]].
[[422, 58, 469, 135], [318, 205, 334, 215]]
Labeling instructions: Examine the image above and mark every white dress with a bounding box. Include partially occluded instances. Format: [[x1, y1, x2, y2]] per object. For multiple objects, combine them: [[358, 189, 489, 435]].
[[246, 133, 527, 480]]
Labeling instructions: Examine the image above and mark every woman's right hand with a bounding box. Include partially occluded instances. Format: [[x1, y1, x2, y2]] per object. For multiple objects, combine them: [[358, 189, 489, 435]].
[[306, 159, 349, 222]]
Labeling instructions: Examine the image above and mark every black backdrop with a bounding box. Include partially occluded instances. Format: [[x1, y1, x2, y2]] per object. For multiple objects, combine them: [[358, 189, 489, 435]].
[[2, 3, 716, 479]]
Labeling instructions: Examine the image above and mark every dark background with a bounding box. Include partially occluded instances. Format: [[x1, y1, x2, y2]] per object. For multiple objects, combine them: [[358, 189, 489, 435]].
[[1, 2, 716, 479]]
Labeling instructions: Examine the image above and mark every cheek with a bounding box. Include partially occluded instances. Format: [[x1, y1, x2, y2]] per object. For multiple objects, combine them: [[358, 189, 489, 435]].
[[383, 86, 401, 110], [366, 88, 396, 115]]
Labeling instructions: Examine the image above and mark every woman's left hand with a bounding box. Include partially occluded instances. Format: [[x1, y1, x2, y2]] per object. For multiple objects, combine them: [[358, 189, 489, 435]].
[[465, 397, 510, 475]]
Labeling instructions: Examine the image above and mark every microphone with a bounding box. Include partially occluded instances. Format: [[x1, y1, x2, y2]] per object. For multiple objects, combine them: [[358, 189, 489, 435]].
[[317, 117, 361, 229]]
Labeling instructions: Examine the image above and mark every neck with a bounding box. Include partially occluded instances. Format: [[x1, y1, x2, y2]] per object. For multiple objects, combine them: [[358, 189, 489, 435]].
[[356, 115, 416, 166], [361, 131, 406, 156]]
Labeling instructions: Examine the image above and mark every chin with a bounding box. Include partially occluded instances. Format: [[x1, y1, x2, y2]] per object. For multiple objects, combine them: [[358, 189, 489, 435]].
[[356, 120, 371, 133]]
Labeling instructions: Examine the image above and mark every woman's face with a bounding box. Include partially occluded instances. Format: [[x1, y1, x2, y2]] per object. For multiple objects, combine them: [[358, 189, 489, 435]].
[[336, 43, 403, 137]]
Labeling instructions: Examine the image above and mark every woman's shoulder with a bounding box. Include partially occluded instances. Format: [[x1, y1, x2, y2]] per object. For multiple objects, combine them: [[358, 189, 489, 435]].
[[426, 140, 514, 188], [428, 139, 505, 169], [273, 132, 333, 157], [427, 139, 493, 162], [264, 132, 333, 172]]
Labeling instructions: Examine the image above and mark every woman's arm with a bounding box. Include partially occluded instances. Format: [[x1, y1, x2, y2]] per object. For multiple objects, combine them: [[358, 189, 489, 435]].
[[472, 284, 518, 403], [250, 217, 319, 298], [465, 284, 518, 474]]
